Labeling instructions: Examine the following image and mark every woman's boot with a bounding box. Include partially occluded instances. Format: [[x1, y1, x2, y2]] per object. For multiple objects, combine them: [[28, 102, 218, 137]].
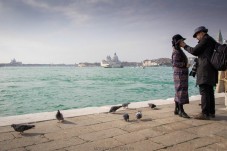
[[178, 104, 190, 118], [174, 102, 179, 115]]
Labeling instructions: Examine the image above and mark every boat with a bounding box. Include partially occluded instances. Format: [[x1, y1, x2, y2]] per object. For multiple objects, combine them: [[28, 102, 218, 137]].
[[101, 53, 123, 68]]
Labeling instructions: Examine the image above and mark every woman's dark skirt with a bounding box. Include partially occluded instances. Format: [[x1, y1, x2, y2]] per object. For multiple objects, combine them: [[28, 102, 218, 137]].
[[173, 67, 189, 105]]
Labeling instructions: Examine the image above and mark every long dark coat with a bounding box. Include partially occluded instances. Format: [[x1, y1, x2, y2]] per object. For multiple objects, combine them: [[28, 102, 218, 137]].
[[184, 34, 218, 86], [172, 48, 189, 105]]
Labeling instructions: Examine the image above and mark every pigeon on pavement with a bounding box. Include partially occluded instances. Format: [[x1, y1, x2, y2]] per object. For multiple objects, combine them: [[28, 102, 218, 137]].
[[11, 124, 35, 133], [123, 113, 129, 122], [148, 103, 157, 109], [136, 111, 142, 120], [122, 102, 130, 108], [109, 106, 122, 113], [56, 110, 64, 122]]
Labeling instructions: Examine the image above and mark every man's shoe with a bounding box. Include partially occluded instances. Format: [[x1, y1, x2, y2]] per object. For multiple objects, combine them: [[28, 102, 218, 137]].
[[179, 111, 190, 118], [193, 113, 210, 120]]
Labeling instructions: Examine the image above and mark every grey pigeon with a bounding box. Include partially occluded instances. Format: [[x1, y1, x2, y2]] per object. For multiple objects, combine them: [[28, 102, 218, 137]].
[[123, 113, 129, 122], [148, 103, 156, 109], [11, 124, 35, 133], [122, 102, 130, 108], [136, 111, 142, 120], [109, 106, 122, 113], [56, 110, 64, 122]]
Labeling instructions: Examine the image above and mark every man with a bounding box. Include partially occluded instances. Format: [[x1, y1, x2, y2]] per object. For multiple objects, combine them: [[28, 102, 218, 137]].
[[179, 26, 218, 120]]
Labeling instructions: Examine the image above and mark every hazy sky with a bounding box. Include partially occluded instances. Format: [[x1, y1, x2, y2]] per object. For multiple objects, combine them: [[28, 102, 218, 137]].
[[0, 0, 227, 64]]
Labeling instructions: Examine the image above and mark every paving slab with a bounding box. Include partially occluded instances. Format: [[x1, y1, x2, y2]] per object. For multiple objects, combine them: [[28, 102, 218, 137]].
[[215, 129, 227, 139], [0, 132, 15, 142], [44, 126, 94, 140], [65, 138, 123, 151], [195, 140, 227, 151], [181, 118, 212, 127], [152, 121, 192, 134], [78, 128, 127, 141], [184, 122, 227, 137], [113, 131, 147, 144], [163, 136, 220, 151], [155, 116, 186, 125], [0, 135, 48, 151], [110, 140, 165, 151], [151, 130, 198, 147], [120, 120, 162, 133], [25, 137, 84, 151], [87, 120, 132, 132], [7, 148, 27, 151]]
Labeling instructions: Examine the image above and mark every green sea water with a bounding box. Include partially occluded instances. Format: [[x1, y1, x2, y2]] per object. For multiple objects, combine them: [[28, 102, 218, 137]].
[[0, 66, 198, 117]]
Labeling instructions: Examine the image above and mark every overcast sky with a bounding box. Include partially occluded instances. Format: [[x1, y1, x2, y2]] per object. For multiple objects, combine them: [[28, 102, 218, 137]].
[[0, 0, 227, 64]]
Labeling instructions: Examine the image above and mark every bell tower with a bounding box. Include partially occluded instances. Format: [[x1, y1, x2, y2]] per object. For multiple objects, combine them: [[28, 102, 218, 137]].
[[217, 30, 223, 44]]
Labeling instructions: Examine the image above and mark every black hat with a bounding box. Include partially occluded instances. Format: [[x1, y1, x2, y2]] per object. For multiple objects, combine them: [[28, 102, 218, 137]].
[[172, 34, 186, 45], [193, 26, 208, 38]]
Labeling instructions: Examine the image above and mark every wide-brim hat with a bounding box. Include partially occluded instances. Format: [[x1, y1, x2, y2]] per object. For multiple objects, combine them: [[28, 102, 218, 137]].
[[193, 26, 208, 38], [172, 34, 186, 44]]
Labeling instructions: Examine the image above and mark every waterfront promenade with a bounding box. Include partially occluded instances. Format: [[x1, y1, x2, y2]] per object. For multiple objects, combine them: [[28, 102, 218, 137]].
[[0, 95, 227, 151]]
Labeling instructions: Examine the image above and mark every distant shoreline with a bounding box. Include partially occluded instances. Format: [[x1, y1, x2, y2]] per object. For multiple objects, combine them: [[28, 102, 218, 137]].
[[0, 63, 173, 67], [0, 63, 75, 67], [0, 58, 175, 67]]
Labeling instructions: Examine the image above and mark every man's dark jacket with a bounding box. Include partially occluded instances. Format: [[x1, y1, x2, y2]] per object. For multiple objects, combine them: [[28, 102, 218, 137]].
[[184, 34, 218, 86]]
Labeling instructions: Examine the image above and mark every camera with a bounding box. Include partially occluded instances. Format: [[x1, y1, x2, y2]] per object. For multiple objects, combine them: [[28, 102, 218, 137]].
[[189, 58, 198, 77]]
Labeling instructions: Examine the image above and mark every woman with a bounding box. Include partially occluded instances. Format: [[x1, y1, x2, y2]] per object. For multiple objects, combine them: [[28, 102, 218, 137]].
[[172, 34, 190, 118]]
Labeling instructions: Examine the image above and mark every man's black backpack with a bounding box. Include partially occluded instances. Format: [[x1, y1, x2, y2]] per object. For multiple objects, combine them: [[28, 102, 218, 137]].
[[209, 43, 227, 71]]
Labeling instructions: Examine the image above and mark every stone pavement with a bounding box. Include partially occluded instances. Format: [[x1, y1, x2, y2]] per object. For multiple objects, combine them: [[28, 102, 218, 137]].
[[0, 97, 227, 151]]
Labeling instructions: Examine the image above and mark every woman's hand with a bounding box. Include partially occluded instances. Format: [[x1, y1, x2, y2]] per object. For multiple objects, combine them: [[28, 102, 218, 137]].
[[179, 41, 186, 48]]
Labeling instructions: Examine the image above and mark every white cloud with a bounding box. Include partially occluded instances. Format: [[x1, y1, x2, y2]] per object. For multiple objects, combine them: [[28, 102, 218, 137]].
[[22, 0, 90, 25]]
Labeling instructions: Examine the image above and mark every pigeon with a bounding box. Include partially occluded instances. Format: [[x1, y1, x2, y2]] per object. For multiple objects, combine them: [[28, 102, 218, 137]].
[[148, 103, 156, 109], [11, 124, 35, 133], [122, 102, 130, 108], [109, 106, 122, 113], [123, 113, 129, 122], [136, 111, 142, 120], [56, 110, 64, 122]]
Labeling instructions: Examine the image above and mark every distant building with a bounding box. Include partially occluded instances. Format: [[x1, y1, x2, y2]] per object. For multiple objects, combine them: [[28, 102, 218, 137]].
[[10, 58, 22, 66], [78, 62, 100, 67], [78, 63, 86, 67], [142, 60, 159, 67], [142, 58, 172, 67], [101, 53, 123, 68], [217, 30, 223, 44]]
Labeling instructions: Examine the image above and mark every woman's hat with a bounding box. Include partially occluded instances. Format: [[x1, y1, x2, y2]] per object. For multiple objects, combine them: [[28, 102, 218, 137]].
[[193, 26, 208, 38], [172, 34, 186, 45]]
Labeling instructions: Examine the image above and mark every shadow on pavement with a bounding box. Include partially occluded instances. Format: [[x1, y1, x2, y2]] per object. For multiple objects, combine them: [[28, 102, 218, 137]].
[[62, 120, 76, 124], [21, 132, 45, 137], [212, 115, 227, 121]]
